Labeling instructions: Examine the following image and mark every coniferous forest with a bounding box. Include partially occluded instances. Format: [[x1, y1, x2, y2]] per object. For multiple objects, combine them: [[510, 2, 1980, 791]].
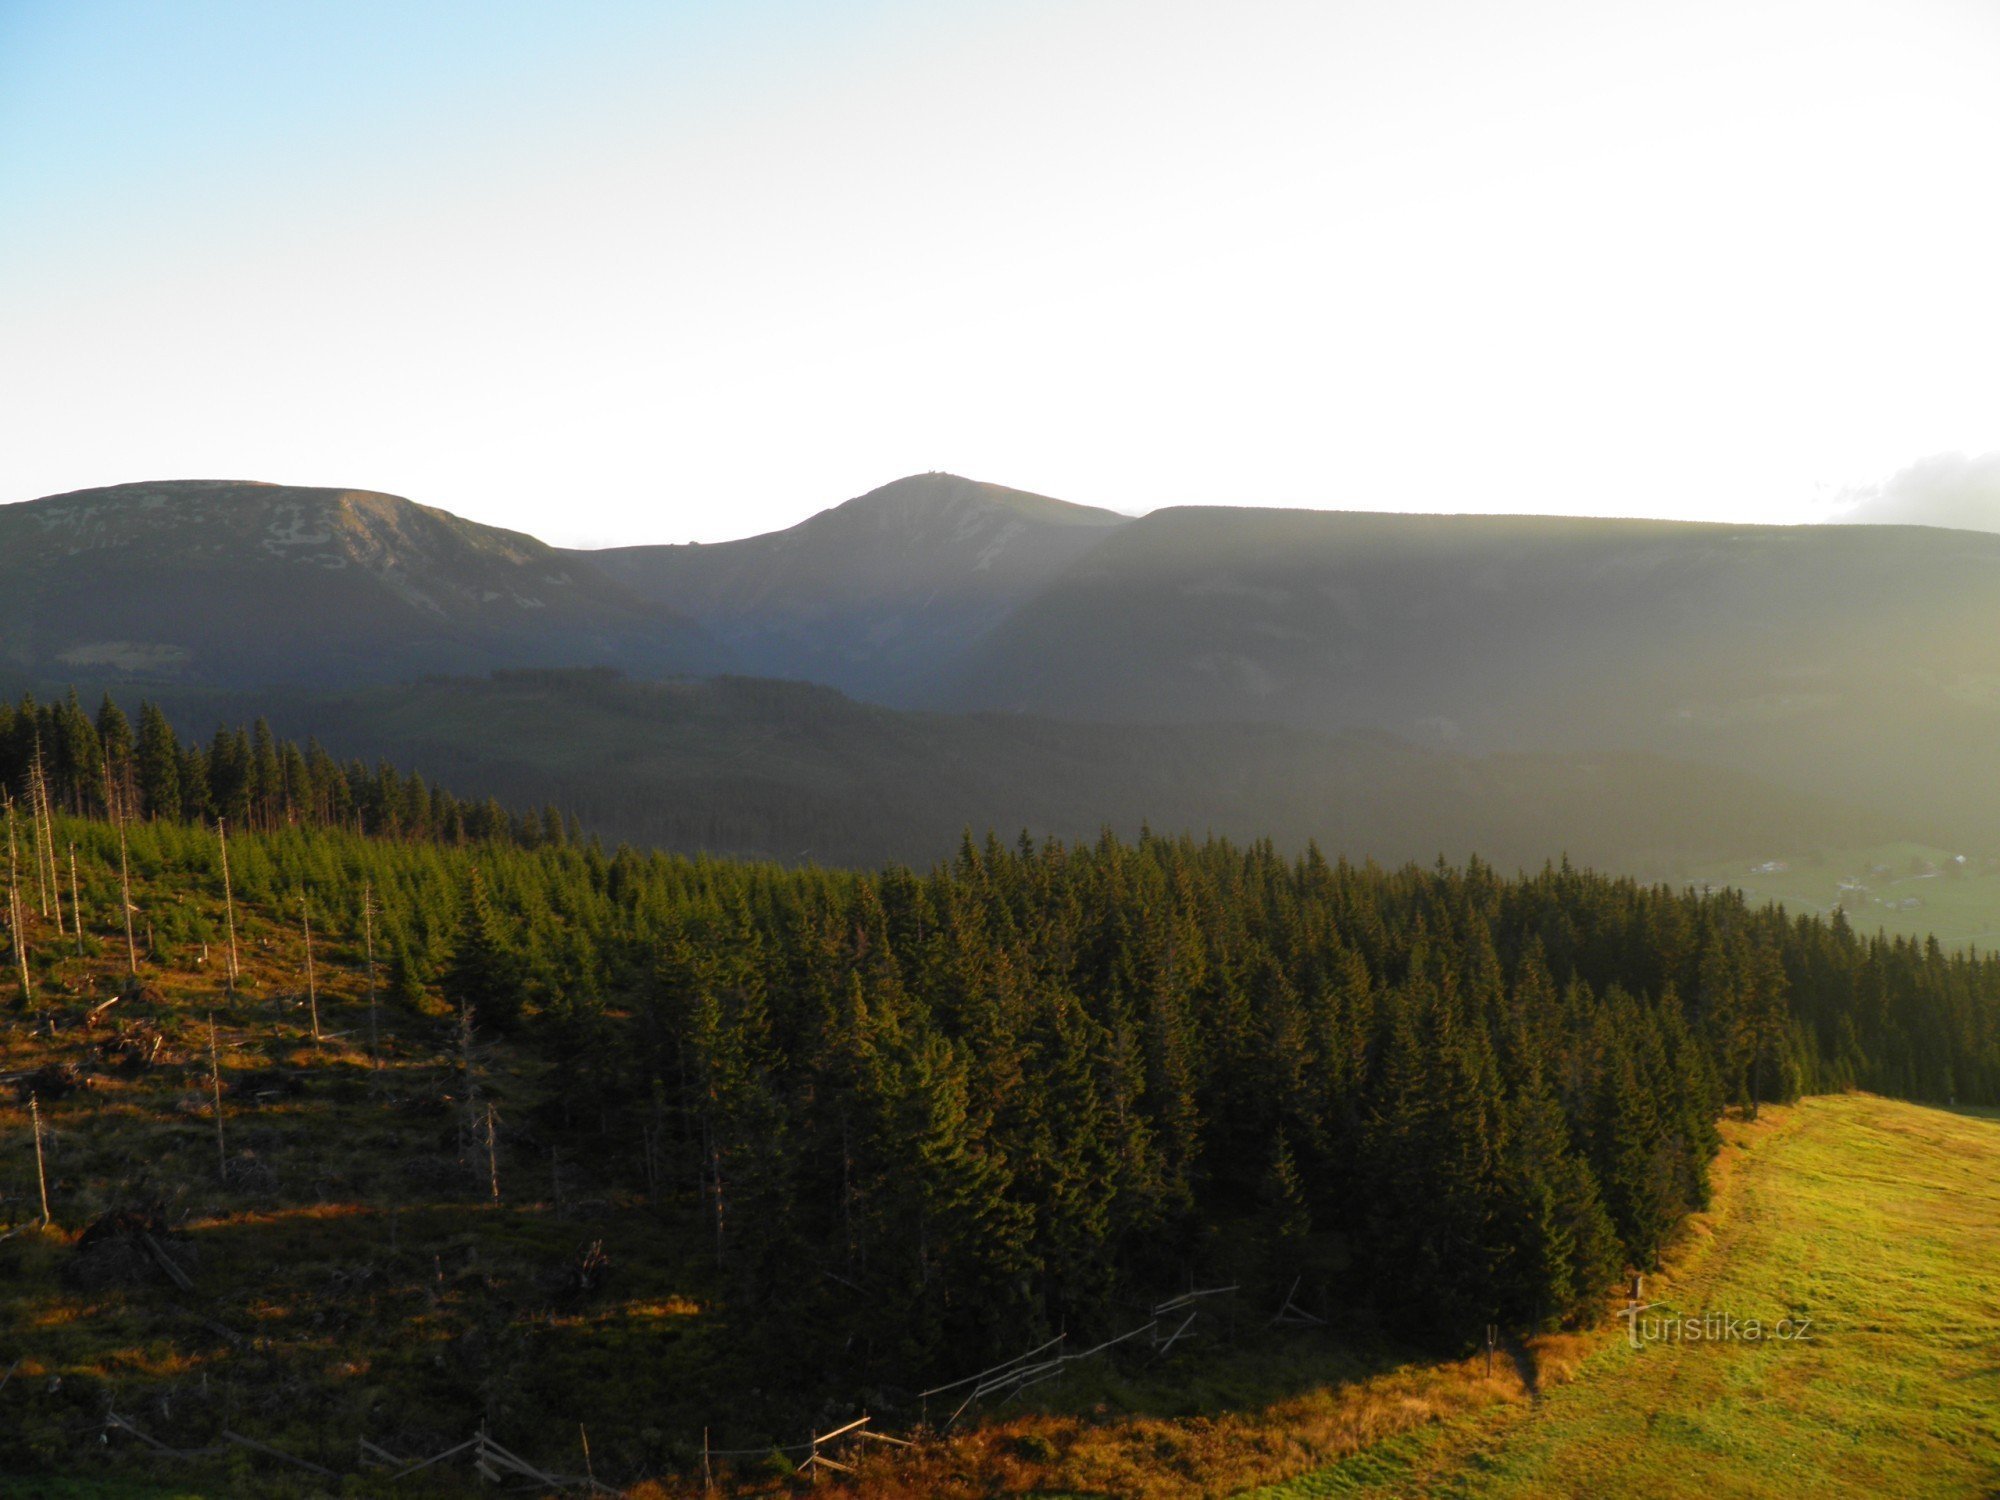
[[0, 689, 568, 846], [11, 703, 1996, 1386]]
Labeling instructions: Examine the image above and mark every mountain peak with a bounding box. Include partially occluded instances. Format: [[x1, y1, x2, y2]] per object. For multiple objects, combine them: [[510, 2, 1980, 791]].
[[585, 474, 1130, 701], [828, 473, 1127, 531]]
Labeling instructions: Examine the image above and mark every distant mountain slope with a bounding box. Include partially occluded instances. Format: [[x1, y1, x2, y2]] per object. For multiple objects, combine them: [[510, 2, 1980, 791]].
[[580, 473, 1128, 700], [178, 669, 1906, 874], [931, 506, 2000, 839], [0, 480, 721, 688]]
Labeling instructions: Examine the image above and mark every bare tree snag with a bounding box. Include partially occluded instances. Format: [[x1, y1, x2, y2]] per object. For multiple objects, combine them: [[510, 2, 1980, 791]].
[[300, 892, 321, 1044], [362, 880, 380, 1080], [217, 818, 240, 992], [68, 843, 82, 959], [109, 781, 137, 977], [30, 1093, 51, 1225], [486, 1102, 501, 1204], [209, 1014, 228, 1183], [6, 797, 29, 1007]]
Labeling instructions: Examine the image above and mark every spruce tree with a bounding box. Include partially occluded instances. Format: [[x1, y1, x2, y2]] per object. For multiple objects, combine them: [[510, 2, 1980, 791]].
[[133, 703, 182, 821], [440, 870, 528, 1034]]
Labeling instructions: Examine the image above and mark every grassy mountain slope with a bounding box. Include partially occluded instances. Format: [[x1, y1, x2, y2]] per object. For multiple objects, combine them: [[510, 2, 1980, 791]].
[[0, 481, 721, 689], [141, 668, 1907, 874], [581, 473, 1128, 700]]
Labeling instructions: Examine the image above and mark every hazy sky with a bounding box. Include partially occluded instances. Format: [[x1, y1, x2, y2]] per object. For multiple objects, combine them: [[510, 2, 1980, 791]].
[[5, 0, 1999, 546]]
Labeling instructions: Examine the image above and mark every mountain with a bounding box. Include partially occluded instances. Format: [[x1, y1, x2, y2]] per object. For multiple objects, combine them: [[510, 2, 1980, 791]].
[[580, 473, 1128, 700], [929, 506, 2000, 842], [0, 480, 721, 688], [16, 470, 2000, 871]]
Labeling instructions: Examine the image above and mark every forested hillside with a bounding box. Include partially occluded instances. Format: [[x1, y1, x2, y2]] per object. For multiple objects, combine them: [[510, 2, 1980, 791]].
[[143, 669, 1907, 873], [5, 752, 1998, 1487], [1, 688, 569, 846]]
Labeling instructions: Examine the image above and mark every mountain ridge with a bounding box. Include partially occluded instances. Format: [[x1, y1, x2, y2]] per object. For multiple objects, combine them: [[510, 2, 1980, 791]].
[[0, 479, 722, 687], [16, 468, 2000, 865]]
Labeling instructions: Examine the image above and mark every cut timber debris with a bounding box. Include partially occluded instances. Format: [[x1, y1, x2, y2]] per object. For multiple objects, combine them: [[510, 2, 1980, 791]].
[[229, 1068, 306, 1103], [11, 1061, 88, 1102], [66, 1205, 197, 1292]]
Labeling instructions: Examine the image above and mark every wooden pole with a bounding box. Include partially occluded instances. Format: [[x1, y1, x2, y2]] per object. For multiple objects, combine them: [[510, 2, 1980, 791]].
[[110, 783, 137, 977], [703, 1427, 713, 1493], [26, 751, 51, 921], [301, 893, 321, 1043], [7, 798, 29, 1007], [30, 1094, 51, 1225], [362, 882, 380, 1079], [68, 843, 82, 958], [486, 1103, 500, 1204], [40, 761, 63, 936], [217, 819, 239, 992], [457, 1003, 477, 1167], [209, 1014, 227, 1183]]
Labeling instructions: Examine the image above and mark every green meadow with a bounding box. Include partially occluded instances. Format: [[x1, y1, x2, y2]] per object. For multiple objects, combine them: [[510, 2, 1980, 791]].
[[1686, 842, 2000, 950], [1255, 1094, 2000, 1499]]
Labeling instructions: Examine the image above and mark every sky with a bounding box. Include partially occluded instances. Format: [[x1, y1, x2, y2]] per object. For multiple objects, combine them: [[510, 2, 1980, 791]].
[[4, 0, 1999, 546]]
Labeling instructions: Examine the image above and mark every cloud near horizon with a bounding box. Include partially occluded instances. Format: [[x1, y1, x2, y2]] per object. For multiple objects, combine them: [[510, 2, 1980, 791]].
[[1831, 453, 2000, 534]]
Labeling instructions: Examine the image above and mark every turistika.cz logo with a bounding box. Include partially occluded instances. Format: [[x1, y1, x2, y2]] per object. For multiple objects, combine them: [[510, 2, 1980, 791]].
[[1618, 1305, 1815, 1349]]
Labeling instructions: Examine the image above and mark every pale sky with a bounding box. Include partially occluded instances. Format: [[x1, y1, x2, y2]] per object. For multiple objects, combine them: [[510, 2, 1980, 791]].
[[4, 0, 1999, 546]]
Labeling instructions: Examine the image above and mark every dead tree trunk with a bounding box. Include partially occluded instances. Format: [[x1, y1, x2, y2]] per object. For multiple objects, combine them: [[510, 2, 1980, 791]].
[[40, 760, 63, 937], [362, 881, 380, 1079], [30, 1094, 51, 1225], [300, 893, 321, 1044], [27, 748, 52, 923], [6, 797, 29, 1007], [217, 819, 240, 992], [68, 843, 82, 959], [209, 1015, 228, 1183], [109, 782, 137, 977], [486, 1102, 501, 1204]]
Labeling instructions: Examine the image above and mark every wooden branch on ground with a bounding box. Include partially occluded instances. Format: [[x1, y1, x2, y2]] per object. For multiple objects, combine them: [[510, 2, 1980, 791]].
[[919, 1332, 1067, 1398], [223, 1429, 338, 1478], [104, 1412, 227, 1459], [1154, 1310, 1198, 1356], [168, 1303, 245, 1347], [358, 1436, 411, 1468], [386, 1437, 480, 1480], [1270, 1275, 1326, 1326], [138, 1232, 195, 1292], [474, 1431, 619, 1495], [1153, 1284, 1238, 1316], [812, 1415, 872, 1445]]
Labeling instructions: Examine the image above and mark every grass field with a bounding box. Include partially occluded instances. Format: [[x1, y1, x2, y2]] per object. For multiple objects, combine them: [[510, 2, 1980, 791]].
[[1685, 841, 2000, 950], [1252, 1094, 2000, 1499]]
